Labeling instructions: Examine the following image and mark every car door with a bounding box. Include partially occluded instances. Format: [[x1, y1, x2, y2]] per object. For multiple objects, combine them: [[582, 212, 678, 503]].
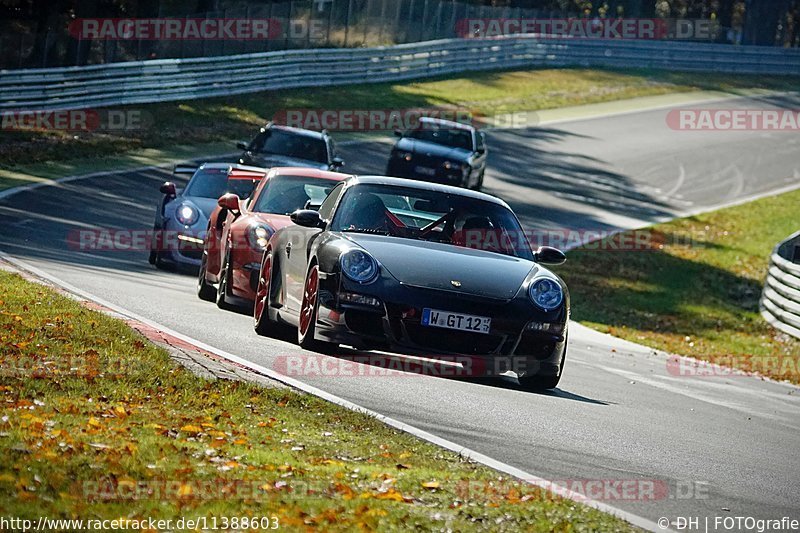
[[472, 131, 488, 182], [283, 182, 346, 314]]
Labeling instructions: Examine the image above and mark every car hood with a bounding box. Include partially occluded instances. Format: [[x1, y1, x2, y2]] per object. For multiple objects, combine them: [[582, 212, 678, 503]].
[[342, 233, 534, 300], [180, 196, 219, 217], [249, 212, 294, 231], [395, 138, 472, 161], [246, 154, 329, 170]]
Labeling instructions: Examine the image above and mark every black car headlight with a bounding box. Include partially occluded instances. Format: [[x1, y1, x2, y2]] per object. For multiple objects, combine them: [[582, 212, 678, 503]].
[[340, 249, 379, 284], [528, 278, 563, 311], [247, 224, 272, 251], [394, 151, 412, 161], [176, 203, 199, 226]]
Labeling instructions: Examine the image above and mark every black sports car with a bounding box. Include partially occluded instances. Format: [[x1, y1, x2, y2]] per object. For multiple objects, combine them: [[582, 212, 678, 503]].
[[237, 123, 344, 171], [386, 117, 487, 190], [253, 176, 569, 390]]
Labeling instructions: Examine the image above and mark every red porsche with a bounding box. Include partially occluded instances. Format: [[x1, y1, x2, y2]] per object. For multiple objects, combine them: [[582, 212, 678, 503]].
[[198, 167, 352, 309]]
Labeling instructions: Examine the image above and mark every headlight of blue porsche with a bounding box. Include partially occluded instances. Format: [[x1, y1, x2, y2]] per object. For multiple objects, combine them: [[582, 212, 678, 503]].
[[176, 203, 199, 226], [340, 249, 379, 284], [528, 278, 563, 311]]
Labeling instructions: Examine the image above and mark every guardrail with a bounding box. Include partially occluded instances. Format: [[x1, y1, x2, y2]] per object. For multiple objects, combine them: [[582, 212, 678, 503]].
[[1, 36, 799, 112], [761, 231, 800, 340]]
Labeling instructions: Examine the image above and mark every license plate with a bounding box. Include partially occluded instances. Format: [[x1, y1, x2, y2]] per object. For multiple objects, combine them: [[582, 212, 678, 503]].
[[414, 166, 436, 177], [421, 308, 491, 334]]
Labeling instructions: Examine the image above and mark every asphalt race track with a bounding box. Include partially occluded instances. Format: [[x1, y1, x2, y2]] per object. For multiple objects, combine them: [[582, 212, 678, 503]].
[[2, 93, 799, 527]]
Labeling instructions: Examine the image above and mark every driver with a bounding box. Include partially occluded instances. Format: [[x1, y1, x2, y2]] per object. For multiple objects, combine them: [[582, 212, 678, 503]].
[[346, 192, 390, 231]]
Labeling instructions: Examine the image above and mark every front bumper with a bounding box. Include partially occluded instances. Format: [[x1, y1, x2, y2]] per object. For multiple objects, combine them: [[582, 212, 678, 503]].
[[386, 159, 468, 185], [313, 274, 567, 378]]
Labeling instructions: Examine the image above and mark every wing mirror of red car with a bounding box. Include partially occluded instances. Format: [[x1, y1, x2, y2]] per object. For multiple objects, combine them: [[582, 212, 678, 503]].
[[159, 181, 177, 197], [534, 246, 566, 265], [218, 193, 241, 212], [290, 209, 324, 229]]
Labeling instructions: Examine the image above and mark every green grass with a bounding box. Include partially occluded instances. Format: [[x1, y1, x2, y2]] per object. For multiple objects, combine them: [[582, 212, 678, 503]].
[[0, 269, 637, 531], [559, 189, 800, 383], [1, 67, 797, 175]]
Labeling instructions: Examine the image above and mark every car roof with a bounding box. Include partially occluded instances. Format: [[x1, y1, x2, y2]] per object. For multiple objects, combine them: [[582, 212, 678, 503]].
[[418, 116, 476, 132], [269, 167, 352, 181], [347, 176, 509, 208], [196, 162, 269, 174], [266, 123, 327, 139]]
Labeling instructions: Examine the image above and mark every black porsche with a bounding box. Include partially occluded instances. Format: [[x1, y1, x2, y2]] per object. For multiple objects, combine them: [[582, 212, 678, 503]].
[[253, 176, 569, 390], [386, 117, 487, 190]]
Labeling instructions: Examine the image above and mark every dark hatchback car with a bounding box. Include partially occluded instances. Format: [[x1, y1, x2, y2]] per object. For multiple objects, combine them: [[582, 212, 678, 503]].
[[237, 123, 344, 171], [386, 117, 487, 190]]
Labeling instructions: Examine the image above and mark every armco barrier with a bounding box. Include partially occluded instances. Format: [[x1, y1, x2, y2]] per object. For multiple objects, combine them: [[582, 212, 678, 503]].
[[761, 231, 800, 340], [0, 36, 799, 112]]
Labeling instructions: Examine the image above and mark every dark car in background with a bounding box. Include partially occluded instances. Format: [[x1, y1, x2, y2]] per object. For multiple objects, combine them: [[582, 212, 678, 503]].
[[237, 123, 344, 172], [386, 117, 487, 190], [149, 163, 267, 270], [252, 176, 568, 390]]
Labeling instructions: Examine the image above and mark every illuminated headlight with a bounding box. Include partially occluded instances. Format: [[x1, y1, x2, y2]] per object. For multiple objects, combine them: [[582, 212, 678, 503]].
[[340, 249, 379, 284], [395, 151, 412, 161], [528, 278, 563, 311], [176, 203, 198, 226], [247, 224, 272, 250]]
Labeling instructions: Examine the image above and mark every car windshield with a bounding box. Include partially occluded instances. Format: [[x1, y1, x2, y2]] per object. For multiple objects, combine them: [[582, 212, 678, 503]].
[[184, 168, 260, 199], [249, 129, 328, 163], [252, 174, 337, 215], [407, 124, 474, 151], [331, 183, 534, 260]]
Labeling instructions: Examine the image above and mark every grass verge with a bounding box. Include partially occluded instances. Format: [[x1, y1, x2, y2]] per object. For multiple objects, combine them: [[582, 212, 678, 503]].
[[0, 268, 637, 531], [1, 67, 797, 175], [559, 189, 800, 383]]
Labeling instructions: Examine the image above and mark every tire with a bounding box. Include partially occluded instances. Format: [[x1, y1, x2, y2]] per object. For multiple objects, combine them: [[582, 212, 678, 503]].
[[473, 169, 485, 191], [518, 342, 567, 391], [216, 250, 235, 310], [297, 263, 336, 352], [254, 250, 274, 336], [197, 252, 216, 302]]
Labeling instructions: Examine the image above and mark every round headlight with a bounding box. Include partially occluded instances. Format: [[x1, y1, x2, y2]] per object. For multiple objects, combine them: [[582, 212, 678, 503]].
[[340, 249, 379, 284], [176, 203, 198, 226], [247, 224, 272, 250], [528, 278, 563, 311]]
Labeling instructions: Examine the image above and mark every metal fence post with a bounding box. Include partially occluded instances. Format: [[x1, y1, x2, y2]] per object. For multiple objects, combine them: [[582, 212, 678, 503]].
[[344, 0, 353, 46]]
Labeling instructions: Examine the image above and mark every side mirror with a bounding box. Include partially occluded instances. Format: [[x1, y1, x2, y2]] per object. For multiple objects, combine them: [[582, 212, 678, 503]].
[[218, 193, 241, 212], [331, 156, 345, 168], [159, 181, 177, 197], [393, 129, 403, 137], [236, 140, 249, 151], [534, 246, 566, 265], [290, 209, 324, 229]]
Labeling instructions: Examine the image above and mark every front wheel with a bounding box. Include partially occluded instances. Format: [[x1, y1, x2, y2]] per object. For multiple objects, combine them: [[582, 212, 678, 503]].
[[254, 251, 274, 336], [518, 340, 567, 391], [216, 250, 235, 310], [297, 264, 336, 352], [197, 253, 216, 302]]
